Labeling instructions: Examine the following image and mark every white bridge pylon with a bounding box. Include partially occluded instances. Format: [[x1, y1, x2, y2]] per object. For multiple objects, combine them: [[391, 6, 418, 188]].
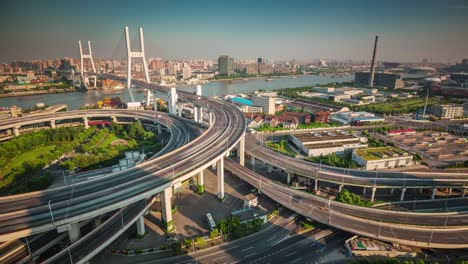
[[78, 40, 96, 77], [125, 26, 150, 91]]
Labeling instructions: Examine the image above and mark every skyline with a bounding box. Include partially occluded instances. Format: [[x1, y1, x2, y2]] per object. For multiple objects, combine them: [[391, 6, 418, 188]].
[[1, 0, 468, 63]]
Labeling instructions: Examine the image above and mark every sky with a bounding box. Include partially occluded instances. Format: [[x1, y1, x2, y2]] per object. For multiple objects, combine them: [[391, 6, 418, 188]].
[[1, 0, 468, 63]]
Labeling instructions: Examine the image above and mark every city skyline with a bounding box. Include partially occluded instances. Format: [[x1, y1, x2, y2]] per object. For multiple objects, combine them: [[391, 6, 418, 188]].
[[1, 0, 468, 63]]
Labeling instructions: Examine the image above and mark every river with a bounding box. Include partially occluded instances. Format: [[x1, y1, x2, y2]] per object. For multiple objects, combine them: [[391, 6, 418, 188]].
[[0, 74, 355, 110]]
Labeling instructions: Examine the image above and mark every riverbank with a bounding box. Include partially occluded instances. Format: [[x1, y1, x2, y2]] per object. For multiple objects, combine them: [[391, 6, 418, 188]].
[[0, 88, 79, 98]]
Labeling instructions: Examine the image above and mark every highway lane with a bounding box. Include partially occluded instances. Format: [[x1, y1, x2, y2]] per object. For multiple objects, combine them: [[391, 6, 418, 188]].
[[0, 111, 194, 212], [246, 134, 468, 188], [0, 91, 247, 243], [224, 158, 468, 248]]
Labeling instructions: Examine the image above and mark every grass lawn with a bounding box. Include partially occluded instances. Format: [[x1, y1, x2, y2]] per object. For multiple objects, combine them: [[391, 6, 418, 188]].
[[1, 145, 56, 177], [266, 141, 297, 157], [99, 132, 126, 148]]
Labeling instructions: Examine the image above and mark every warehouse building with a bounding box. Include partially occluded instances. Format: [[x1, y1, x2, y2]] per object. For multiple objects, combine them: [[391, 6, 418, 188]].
[[289, 130, 367, 157], [352, 147, 413, 170]]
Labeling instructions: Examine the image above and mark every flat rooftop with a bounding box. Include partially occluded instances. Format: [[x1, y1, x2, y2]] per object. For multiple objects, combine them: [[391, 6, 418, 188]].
[[292, 131, 358, 143], [355, 147, 410, 161], [304, 140, 365, 150]]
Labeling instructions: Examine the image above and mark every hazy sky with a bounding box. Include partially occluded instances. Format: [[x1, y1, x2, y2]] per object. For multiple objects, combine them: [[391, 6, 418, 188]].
[[1, 0, 468, 63]]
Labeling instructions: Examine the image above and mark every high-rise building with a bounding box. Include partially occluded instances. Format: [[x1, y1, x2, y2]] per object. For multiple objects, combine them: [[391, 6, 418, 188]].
[[182, 66, 192, 79], [218, 55, 234, 75], [355, 72, 404, 90]]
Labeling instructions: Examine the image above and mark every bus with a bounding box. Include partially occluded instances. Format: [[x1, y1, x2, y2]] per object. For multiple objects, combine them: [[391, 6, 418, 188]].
[[206, 213, 216, 231]]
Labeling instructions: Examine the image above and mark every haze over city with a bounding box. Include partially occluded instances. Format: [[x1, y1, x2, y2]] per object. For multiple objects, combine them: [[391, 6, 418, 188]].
[[2, 0, 468, 62], [1, 0, 468, 263]]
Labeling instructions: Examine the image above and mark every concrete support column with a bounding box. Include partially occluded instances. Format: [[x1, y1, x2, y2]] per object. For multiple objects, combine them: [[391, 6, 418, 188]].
[[362, 187, 367, 195], [197, 171, 204, 186], [83, 117, 89, 129], [267, 164, 273, 174], [448, 188, 452, 194], [157, 123, 162, 135], [287, 172, 293, 185], [237, 136, 245, 166], [111, 116, 117, 123], [419, 188, 423, 194], [250, 156, 255, 167], [193, 106, 199, 122], [136, 216, 145, 236], [93, 218, 102, 228], [314, 179, 318, 192], [198, 107, 204, 123], [161, 187, 173, 231], [68, 223, 81, 244], [462, 188, 466, 198], [209, 112, 214, 127], [50, 120, 56, 129], [177, 104, 183, 117], [431, 187, 437, 200], [13, 126, 20, 136], [400, 187, 406, 202], [217, 158, 225, 199], [390, 188, 394, 195], [338, 184, 343, 192], [371, 187, 377, 203]]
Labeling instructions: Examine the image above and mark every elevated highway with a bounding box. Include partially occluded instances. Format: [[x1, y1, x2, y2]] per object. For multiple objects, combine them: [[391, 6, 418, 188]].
[[225, 158, 468, 249]]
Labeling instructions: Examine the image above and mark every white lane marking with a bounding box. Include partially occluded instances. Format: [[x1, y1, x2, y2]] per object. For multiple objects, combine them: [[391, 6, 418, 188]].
[[286, 251, 297, 257], [242, 246, 254, 251], [212, 256, 226, 261], [244, 252, 256, 258], [290, 257, 303, 263], [266, 235, 276, 242]]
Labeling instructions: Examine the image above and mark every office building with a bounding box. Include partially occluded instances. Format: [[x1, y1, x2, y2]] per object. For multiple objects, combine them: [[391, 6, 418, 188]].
[[432, 104, 464, 119], [352, 147, 413, 170], [355, 72, 404, 90], [218, 55, 234, 75], [290, 130, 367, 157], [252, 95, 276, 115], [182, 66, 192, 79]]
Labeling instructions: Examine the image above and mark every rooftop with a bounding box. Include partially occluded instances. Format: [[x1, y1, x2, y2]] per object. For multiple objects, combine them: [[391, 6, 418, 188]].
[[355, 147, 410, 161], [292, 130, 358, 143]]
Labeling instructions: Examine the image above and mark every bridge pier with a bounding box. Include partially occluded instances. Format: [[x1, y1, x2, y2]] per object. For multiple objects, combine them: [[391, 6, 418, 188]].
[[209, 112, 214, 127], [83, 117, 89, 129], [287, 172, 293, 185], [13, 126, 20, 136], [390, 188, 394, 195], [250, 156, 255, 167], [136, 216, 146, 236], [338, 184, 343, 192], [197, 171, 204, 186], [111, 116, 117, 123], [193, 106, 199, 122], [267, 164, 273, 174], [93, 218, 102, 228], [198, 107, 203, 123], [68, 223, 81, 244], [237, 136, 245, 166], [400, 187, 406, 202], [371, 187, 377, 203], [50, 120, 56, 129], [161, 187, 174, 232], [362, 187, 367, 195], [431, 187, 437, 200], [314, 179, 318, 192], [462, 188, 466, 198], [177, 104, 183, 117], [217, 158, 225, 199]]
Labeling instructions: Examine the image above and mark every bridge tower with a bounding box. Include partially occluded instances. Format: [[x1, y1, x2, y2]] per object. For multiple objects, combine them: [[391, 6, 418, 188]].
[[78, 40, 96, 77], [79, 40, 97, 88], [125, 26, 150, 89]]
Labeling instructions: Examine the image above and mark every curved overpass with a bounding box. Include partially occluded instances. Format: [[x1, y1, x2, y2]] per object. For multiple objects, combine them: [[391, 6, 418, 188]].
[[0, 99, 246, 242], [246, 134, 468, 188], [225, 158, 468, 249]]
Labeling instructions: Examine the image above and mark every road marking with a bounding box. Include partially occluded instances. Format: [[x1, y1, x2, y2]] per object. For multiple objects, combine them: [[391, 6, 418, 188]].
[[290, 257, 303, 263], [266, 235, 276, 242], [212, 256, 226, 261], [242, 246, 254, 251], [244, 252, 256, 258], [286, 251, 297, 257]]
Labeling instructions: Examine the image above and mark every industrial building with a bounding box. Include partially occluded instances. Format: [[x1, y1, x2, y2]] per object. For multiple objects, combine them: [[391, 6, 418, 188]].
[[352, 147, 413, 170], [432, 104, 464, 119], [330, 111, 385, 125], [289, 130, 367, 157], [354, 72, 404, 90]]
